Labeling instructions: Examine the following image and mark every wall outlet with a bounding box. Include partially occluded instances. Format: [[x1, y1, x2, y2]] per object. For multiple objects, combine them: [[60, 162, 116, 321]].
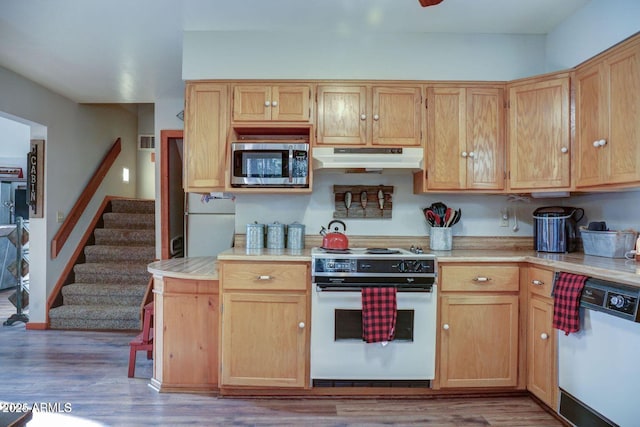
[[500, 209, 509, 227], [57, 211, 64, 223]]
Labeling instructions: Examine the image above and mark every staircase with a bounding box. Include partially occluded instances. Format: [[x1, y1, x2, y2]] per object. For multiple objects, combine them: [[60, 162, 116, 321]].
[[49, 199, 155, 330]]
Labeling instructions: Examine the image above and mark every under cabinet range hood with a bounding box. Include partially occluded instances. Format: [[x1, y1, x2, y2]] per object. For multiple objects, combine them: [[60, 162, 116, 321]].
[[312, 147, 423, 171]]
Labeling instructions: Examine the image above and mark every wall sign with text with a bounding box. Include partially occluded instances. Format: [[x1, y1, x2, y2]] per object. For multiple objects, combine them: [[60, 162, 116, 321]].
[[28, 140, 44, 219]]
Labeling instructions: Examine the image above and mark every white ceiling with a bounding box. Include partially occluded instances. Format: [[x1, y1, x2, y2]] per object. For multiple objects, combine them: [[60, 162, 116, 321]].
[[0, 0, 589, 103]]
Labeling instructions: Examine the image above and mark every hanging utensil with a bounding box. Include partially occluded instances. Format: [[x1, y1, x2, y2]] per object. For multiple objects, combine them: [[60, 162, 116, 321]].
[[377, 189, 385, 216], [344, 191, 352, 217], [360, 191, 368, 217]]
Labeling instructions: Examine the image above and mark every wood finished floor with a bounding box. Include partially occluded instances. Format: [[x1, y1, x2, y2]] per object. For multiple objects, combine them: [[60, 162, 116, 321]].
[[0, 289, 565, 427]]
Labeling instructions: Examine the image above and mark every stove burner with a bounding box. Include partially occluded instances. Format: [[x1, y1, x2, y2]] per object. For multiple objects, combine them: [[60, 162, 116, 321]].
[[320, 247, 351, 254], [366, 248, 401, 254]]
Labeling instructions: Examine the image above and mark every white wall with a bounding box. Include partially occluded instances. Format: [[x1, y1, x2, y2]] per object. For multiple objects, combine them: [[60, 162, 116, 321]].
[[136, 103, 155, 199], [183, 31, 546, 81], [0, 65, 138, 323]]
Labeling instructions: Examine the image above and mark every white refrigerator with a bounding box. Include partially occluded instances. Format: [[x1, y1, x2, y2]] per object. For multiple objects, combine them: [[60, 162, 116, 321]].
[[185, 193, 236, 258]]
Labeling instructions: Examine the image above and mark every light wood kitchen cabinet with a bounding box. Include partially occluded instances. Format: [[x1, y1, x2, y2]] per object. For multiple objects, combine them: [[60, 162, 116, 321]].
[[151, 276, 219, 393], [232, 85, 311, 122], [438, 264, 519, 388], [417, 86, 505, 191], [575, 38, 640, 188], [507, 74, 571, 191], [526, 266, 558, 408], [219, 261, 310, 389], [316, 84, 422, 146], [183, 82, 229, 192]]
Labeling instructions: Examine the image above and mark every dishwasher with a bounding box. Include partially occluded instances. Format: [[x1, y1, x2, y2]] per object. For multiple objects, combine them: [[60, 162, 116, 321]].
[[558, 276, 640, 427]]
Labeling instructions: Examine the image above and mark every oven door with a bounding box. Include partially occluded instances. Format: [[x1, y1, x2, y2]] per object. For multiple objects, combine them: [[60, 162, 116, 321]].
[[310, 285, 437, 381]]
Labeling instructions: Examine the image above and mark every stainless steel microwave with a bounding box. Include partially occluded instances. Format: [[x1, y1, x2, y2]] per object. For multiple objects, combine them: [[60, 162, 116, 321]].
[[230, 142, 309, 187]]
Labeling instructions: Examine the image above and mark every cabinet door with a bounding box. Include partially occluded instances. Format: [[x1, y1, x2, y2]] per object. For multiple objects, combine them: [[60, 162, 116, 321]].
[[184, 83, 229, 192], [466, 87, 505, 190], [439, 294, 519, 388], [607, 44, 640, 184], [508, 77, 570, 190], [372, 86, 422, 146], [316, 85, 367, 145], [272, 85, 311, 122], [220, 292, 308, 388], [575, 61, 607, 187], [527, 295, 557, 408], [425, 87, 466, 190], [233, 85, 272, 121]]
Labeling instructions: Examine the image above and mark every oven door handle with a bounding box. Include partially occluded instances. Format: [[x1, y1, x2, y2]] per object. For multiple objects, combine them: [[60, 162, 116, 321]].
[[315, 284, 433, 293]]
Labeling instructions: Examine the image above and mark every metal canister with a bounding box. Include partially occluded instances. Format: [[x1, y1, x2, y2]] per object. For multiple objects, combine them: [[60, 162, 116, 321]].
[[246, 222, 265, 249], [287, 222, 305, 249], [266, 222, 286, 249]]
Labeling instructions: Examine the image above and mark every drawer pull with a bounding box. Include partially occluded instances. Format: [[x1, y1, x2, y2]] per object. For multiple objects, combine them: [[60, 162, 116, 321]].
[[531, 280, 545, 286], [472, 276, 491, 282], [257, 275, 273, 281]]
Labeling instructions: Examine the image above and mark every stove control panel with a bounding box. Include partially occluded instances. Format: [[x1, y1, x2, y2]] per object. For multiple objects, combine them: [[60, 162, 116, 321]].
[[313, 257, 435, 275]]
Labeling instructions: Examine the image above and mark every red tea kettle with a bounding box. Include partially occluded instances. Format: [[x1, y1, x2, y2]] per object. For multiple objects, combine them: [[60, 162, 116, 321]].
[[320, 220, 349, 250]]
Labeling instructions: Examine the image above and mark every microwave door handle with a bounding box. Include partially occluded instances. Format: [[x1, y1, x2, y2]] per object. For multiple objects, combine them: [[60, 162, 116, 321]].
[[288, 146, 293, 183]]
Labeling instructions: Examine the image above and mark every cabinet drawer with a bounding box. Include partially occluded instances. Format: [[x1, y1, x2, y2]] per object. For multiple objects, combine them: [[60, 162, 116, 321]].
[[440, 265, 519, 292], [221, 262, 309, 291], [528, 266, 554, 298]]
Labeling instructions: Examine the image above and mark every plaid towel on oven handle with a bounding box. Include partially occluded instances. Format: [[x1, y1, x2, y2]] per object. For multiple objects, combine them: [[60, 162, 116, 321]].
[[362, 287, 397, 344], [552, 272, 588, 335]]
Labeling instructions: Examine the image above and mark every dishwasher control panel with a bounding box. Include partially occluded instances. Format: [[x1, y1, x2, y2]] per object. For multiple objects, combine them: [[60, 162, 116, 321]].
[[580, 278, 640, 322]]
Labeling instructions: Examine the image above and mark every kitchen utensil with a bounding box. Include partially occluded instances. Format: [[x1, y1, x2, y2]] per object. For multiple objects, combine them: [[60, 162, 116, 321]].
[[344, 191, 352, 217], [443, 208, 452, 226], [360, 191, 368, 217], [377, 189, 385, 216], [320, 220, 349, 250], [430, 202, 447, 218]]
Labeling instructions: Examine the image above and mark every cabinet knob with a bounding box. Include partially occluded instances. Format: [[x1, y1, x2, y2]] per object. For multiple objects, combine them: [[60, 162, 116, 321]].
[[265, 101, 271, 107], [373, 114, 380, 121], [593, 139, 606, 147], [443, 324, 450, 330], [561, 147, 568, 153], [257, 275, 272, 280], [540, 333, 549, 340], [360, 114, 367, 120], [461, 151, 468, 158], [271, 101, 278, 107], [298, 322, 305, 329], [531, 280, 545, 286], [468, 151, 475, 158]]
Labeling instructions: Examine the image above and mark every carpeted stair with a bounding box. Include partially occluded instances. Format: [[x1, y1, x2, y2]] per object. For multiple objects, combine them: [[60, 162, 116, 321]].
[[49, 199, 155, 330]]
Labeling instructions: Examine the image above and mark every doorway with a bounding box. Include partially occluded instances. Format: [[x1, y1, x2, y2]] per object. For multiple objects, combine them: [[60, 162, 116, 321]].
[[160, 130, 184, 260]]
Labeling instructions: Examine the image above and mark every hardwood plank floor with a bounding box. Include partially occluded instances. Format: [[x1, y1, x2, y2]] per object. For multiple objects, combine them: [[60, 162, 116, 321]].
[[0, 289, 565, 426]]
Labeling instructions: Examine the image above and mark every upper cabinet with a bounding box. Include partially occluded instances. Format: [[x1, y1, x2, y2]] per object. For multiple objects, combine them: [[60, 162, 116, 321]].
[[232, 85, 312, 122], [575, 38, 640, 189], [507, 74, 571, 191], [183, 82, 229, 192], [416, 85, 505, 192], [316, 84, 422, 146]]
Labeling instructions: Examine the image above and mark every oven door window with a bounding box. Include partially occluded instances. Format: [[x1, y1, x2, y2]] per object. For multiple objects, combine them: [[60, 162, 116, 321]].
[[334, 309, 414, 341], [234, 150, 288, 178]]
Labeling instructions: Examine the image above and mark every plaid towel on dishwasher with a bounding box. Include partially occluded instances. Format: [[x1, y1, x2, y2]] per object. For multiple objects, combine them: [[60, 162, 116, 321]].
[[362, 287, 397, 343], [552, 272, 588, 335]]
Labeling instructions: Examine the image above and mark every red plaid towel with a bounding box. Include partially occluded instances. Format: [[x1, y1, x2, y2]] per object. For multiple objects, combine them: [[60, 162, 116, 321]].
[[362, 287, 397, 343], [552, 272, 588, 335]]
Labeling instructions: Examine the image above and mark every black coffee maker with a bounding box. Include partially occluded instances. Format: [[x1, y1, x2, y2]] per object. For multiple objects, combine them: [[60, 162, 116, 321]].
[[533, 206, 584, 253]]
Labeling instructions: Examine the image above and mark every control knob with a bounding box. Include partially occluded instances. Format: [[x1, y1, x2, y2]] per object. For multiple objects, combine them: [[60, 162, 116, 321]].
[[610, 295, 626, 309]]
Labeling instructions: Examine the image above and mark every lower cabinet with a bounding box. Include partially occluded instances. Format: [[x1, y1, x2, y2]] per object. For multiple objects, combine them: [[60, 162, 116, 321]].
[[526, 266, 558, 408], [151, 276, 219, 392], [438, 264, 520, 388], [219, 261, 310, 389]]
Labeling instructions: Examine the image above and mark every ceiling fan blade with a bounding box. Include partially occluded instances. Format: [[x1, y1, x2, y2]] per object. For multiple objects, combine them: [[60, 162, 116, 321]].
[[418, 0, 444, 6]]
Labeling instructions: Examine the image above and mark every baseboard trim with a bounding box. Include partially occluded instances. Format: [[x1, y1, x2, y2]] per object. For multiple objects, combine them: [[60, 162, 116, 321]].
[[26, 322, 47, 330]]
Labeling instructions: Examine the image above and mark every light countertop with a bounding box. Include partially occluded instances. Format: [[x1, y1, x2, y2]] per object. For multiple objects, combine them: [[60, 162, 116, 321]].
[[148, 248, 640, 287]]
